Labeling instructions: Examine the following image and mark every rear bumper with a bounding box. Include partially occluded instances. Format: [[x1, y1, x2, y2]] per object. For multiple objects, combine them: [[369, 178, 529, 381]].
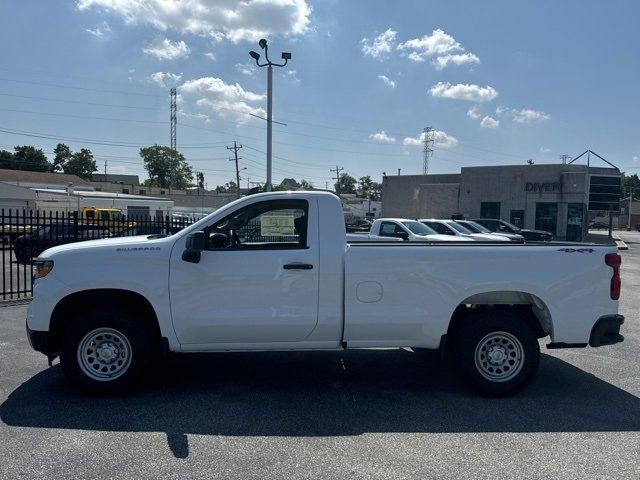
[[546, 314, 624, 349], [589, 314, 624, 347]]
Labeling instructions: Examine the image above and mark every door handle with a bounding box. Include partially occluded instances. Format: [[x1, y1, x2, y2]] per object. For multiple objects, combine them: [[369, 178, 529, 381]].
[[283, 263, 313, 270]]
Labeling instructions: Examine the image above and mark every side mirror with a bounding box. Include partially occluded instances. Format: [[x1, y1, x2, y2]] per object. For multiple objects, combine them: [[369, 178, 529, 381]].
[[182, 231, 206, 263], [397, 231, 410, 241]]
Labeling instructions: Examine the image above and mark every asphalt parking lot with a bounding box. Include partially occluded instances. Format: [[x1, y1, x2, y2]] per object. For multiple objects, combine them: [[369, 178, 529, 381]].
[[1, 233, 639, 479]]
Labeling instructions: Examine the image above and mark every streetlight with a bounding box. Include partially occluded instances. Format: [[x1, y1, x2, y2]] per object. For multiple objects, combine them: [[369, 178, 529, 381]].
[[249, 39, 291, 192]]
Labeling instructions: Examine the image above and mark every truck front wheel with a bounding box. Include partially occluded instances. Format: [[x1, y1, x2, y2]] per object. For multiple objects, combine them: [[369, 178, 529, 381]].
[[452, 310, 540, 397], [59, 307, 153, 394]]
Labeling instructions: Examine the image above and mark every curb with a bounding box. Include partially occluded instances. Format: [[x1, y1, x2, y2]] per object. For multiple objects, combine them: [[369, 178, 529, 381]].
[[611, 234, 629, 250]]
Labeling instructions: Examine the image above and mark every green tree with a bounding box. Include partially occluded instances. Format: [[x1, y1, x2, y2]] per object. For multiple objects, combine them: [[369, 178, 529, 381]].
[[196, 172, 205, 189], [53, 143, 72, 172], [300, 179, 314, 190], [13, 145, 52, 172], [335, 172, 357, 195], [63, 148, 97, 179], [215, 180, 238, 193], [357, 175, 383, 201], [0, 150, 15, 169], [621, 172, 640, 197], [140, 145, 193, 189]]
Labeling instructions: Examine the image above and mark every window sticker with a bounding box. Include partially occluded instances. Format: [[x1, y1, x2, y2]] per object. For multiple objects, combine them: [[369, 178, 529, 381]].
[[260, 215, 295, 236]]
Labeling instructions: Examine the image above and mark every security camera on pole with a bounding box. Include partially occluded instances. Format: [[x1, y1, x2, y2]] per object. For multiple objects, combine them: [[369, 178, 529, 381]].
[[249, 39, 291, 192]]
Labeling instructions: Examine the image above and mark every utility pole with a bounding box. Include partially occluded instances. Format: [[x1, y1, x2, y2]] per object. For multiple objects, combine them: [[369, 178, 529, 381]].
[[227, 141, 243, 199], [249, 39, 292, 192], [397, 168, 401, 176], [560, 154, 571, 165], [169, 87, 177, 193], [422, 126, 434, 175], [330, 165, 344, 194], [629, 191, 633, 231], [103, 159, 107, 177]]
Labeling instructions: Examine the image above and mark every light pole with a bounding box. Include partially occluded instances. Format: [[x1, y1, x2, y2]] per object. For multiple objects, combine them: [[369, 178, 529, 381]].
[[249, 39, 291, 192]]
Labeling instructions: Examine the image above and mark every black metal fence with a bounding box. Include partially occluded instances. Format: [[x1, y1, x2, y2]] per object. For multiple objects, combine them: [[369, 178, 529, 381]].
[[1, 209, 197, 300]]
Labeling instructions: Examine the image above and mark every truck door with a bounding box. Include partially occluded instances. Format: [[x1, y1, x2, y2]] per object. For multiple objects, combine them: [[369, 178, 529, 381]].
[[169, 198, 320, 346]]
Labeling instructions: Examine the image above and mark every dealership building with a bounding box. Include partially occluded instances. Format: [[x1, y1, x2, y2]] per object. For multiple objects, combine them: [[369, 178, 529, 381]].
[[381, 163, 621, 241]]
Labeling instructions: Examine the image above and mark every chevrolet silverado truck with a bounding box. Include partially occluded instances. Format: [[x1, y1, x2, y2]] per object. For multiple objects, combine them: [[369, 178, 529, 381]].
[[26, 191, 624, 397]]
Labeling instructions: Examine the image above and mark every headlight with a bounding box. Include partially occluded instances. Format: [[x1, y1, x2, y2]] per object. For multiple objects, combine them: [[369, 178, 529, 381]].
[[34, 260, 54, 279]]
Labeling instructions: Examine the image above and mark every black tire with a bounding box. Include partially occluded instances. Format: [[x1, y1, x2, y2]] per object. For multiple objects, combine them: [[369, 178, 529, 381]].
[[451, 309, 540, 397], [59, 307, 154, 395]]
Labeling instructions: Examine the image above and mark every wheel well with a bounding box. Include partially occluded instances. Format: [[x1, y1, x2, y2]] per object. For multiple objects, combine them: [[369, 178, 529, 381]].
[[447, 291, 552, 342], [49, 289, 161, 355]]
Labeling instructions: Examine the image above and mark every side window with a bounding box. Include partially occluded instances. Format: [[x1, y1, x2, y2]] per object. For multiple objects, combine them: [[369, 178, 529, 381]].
[[204, 199, 308, 250], [428, 222, 449, 235], [393, 224, 407, 235], [379, 222, 396, 236]]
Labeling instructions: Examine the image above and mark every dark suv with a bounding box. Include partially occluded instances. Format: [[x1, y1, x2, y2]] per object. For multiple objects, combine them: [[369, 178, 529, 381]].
[[13, 223, 111, 263], [470, 218, 553, 241]]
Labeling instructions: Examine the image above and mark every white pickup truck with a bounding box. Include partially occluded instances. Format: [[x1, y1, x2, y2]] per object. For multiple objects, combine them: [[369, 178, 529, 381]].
[[365, 218, 473, 242], [26, 191, 624, 397]]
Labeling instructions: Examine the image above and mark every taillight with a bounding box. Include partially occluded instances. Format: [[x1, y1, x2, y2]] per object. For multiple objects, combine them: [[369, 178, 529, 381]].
[[605, 253, 621, 300]]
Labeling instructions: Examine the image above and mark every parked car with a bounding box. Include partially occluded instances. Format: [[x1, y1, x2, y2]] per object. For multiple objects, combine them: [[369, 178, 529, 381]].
[[13, 224, 111, 263], [454, 219, 525, 242], [116, 224, 168, 237], [420, 219, 512, 241], [471, 218, 553, 241], [368, 218, 473, 242], [589, 221, 609, 230], [345, 219, 372, 233]]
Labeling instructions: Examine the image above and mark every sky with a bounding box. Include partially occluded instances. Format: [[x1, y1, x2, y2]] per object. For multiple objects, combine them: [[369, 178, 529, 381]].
[[0, 0, 639, 189]]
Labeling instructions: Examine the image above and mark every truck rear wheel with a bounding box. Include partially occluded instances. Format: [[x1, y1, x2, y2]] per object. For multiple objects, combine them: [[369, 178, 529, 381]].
[[59, 307, 153, 395], [452, 310, 540, 397]]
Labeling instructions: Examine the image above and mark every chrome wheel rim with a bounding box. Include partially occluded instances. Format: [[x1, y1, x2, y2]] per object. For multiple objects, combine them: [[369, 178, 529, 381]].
[[474, 331, 524, 382], [77, 328, 132, 382]]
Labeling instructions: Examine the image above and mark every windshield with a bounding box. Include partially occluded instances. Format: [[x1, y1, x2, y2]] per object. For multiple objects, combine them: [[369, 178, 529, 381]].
[[446, 222, 473, 234], [462, 221, 491, 233], [402, 221, 436, 235]]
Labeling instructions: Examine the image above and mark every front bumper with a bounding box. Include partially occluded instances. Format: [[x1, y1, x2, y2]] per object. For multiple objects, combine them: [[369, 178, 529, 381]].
[[589, 314, 624, 347], [26, 322, 52, 355]]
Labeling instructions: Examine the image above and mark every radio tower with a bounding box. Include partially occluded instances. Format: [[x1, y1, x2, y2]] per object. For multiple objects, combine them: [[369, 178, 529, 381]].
[[422, 126, 434, 175], [170, 87, 177, 151]]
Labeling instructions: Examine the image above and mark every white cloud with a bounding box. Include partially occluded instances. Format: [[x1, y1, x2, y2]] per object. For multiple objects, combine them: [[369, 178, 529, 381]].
[[480, 116, 499, 129], [235, 62, 257, 76], [497, 106, 551, 124], [149, 71, 182, 87], [377, 75, 396, 88], [540, 147, 551, 153], [467, 105, 481, 119], [179, 76, 266, 124], [403, 130, 458, 149], [78, 0, 312, 43], [204, 52, 216, 61], [85, 20, 111, 38], [178, 110, 211, 124], [369, 131, 396, 143], [432, 52, 479, 70], [361, 28, 397, 59], [143, 36, 190, 60], [284, 69, 300, 84], [632, 155, 639, 162], [429, 82, 498, 102], [397, 29, 479, 69]]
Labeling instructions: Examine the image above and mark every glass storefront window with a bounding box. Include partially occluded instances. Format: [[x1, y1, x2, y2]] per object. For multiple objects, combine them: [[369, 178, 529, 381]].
[[480, 202, 501, 219], [566, 203, 584, 241], [535, 203, 558, 236]]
